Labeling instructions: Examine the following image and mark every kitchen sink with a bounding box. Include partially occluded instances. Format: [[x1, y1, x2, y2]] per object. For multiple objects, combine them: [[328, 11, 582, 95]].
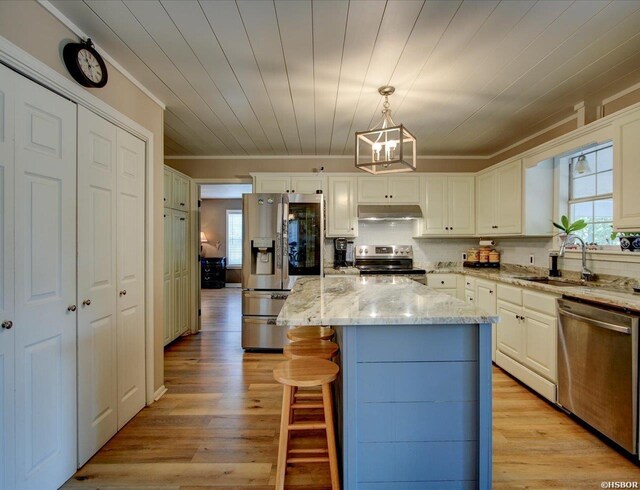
[[518, 277, 584, 287]]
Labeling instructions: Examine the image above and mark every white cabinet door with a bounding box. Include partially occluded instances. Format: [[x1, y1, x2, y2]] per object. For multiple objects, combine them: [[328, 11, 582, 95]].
[[497, 301, 523, 362], [115, 128, 146, 430], [172, 174, 189, 211], [613, 111, 640, 229], [495, 160, 522, 234], [448, 175, 475, 235], [0, 65, 15, 490], [523, 310, 556, 382], [327, 176, 357, 237], [14, 73, 77, 489], [163, 167, 172, 206], [163, 210, 173, 345], [388, 176, 420, 204], [357, 176, 388, 203], [422, 175, 447, 235], [476, 280, 497, 362], [291, 176, 325, 194], [77, 107, 119, 466], [255, 175, 290, 193], [476, 171, 496, 235]]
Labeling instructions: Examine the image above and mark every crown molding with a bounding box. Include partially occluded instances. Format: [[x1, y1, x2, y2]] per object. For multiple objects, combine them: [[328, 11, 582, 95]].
[[37, 0, 166, 110], [165, 154, 490, 161]]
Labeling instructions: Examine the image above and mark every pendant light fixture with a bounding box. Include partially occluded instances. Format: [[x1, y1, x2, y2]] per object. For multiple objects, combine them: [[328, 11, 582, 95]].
[[574, 154, 591, 175], [355, 86, 416, 174]]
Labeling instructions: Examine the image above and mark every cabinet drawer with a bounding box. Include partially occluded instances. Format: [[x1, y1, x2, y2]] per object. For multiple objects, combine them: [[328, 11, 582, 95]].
[[427, 275, 458, 289], [523, 289, 559, 317], [464, 276, 476, 291], [497, 284, 522, 305]]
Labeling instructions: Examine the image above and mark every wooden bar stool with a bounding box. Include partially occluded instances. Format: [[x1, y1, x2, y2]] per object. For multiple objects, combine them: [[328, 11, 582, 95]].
[[273, 358, 340, 490], [283, 339, 339, 360], [287, 326, 335, 341]]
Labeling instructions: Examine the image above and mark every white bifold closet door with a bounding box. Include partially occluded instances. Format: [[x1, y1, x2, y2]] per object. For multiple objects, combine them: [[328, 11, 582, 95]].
[[0, 63, 78, 490], [0, 62, 16, 490], [77, 107, 145, 466]]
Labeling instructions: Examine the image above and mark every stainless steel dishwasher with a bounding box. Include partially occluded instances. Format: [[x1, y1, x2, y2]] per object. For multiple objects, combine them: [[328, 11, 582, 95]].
[[557, 298, 639, 454]]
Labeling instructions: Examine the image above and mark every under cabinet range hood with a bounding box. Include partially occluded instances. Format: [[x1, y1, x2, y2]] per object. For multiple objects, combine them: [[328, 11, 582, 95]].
[[357, 204, 423, 220]]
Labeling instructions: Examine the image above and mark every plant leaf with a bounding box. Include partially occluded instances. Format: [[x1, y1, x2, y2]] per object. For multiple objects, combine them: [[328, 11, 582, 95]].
[[552, 221, 564, 231], [571, 220, 588, 232], [561, 215, 569, 229]]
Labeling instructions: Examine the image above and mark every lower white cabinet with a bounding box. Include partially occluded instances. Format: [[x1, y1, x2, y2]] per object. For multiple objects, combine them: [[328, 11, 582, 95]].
[[496, 283, 559, 402], [164, 208, 190, 345], [475, 279, 497, 362], [427, 274, 463, 300]]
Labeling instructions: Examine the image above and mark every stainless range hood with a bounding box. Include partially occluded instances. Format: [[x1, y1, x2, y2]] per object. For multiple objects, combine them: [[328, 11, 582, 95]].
[[357, 204, 423, 220]]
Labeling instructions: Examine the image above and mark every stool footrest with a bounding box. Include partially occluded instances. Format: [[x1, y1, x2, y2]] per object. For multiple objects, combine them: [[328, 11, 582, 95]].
[[288, 421, 326, 430], [294, 392, 322, 399], [289, 448, 328, 454], [291, 402, 324, 409], [287, 456, 330, 464]]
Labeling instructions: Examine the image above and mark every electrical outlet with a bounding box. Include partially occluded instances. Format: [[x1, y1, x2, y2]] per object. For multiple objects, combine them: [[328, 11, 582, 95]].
[[529, 254, 535, 265]]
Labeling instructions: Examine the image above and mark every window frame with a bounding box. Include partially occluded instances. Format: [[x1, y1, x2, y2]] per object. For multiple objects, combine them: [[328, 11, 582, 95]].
[[226, 209, 243, 269], [567, 143, 614, 246]]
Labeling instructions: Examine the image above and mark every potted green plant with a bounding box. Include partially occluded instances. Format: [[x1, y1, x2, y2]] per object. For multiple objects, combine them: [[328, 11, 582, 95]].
[[610, 230, 640, 252], [552, 215, 588, 248]]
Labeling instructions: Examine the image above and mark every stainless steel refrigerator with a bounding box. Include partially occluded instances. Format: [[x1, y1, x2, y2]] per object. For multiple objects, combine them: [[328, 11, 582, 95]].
[[241, 193, 324, 350]]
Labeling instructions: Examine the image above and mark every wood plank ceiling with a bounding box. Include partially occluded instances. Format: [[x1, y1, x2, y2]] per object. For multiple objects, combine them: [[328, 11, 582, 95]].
[[51, 0, 640, 157]]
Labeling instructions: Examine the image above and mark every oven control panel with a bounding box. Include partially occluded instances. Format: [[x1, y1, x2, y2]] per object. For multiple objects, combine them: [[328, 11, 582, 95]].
[[355, 245, 413, 258]]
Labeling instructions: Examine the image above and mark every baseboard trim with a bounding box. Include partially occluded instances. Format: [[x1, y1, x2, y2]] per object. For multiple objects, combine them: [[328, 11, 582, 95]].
[[153, 385, 168, 403]]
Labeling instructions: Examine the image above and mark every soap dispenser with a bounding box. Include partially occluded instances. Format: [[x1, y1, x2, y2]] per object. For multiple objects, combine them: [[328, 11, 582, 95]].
[[549, 252, 560, 277]]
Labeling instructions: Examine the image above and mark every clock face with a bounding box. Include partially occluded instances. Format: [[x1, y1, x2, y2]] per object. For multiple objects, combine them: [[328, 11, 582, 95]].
[[77, 48, 103, 84]]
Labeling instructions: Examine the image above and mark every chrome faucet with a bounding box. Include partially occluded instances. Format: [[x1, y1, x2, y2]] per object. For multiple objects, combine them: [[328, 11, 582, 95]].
[[559, 234, 596, 282]]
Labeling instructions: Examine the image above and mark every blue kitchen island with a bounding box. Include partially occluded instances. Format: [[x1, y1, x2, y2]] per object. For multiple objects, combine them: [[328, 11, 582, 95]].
[[277, 275, 498, 490]]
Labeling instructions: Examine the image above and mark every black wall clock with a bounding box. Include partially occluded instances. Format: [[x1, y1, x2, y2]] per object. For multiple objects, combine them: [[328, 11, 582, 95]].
[[63, 38, 108, 88]]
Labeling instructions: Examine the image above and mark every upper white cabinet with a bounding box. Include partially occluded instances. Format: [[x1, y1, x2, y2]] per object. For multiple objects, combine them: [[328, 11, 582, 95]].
[[253, 173, 325, 194], [327, 176, 357, 237], [164, 166, 190, 211], [357, 175, 420, 204], [476, 159, 522, 235], [419, 174, 474, 236], [613, 111, 640, 229]]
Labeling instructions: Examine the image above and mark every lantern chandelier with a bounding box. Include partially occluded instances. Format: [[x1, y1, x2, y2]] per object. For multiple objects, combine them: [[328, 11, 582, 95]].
[[355, 86, 416, 174]]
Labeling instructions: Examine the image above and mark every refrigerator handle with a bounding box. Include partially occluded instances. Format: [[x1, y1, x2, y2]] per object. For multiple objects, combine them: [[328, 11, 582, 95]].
[[276, 202, 283, 270], [282, 201, 289, 281]]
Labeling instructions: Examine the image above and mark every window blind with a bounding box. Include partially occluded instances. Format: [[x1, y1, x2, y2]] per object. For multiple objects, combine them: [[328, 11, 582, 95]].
[[226, 210, 243, 267]]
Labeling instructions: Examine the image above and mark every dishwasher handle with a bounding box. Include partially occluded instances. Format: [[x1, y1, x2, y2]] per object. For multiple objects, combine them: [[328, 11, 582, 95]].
[[559, 308, 631, 335]]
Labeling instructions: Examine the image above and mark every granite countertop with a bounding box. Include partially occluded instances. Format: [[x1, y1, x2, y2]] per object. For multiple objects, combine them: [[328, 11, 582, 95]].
[[323, 266, 360, 276], [426, 265, 640, 311], [277, 275, 499, 326]]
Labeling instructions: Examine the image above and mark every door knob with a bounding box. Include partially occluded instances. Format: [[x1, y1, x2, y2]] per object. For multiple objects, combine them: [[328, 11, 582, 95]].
[[82, 299, 92, 306], [67, 305, 77, 312], [119, 290, 127, 296], [1, 320, 12, 329]]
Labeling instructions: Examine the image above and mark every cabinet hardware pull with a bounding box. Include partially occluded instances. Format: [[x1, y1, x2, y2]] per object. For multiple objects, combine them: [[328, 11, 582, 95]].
[[119, 290, 127, 296], [1, 320, 12, 329], [489, 290, 494, 294], [180, 202, 185, 206], [441, 281, 445, 285], [82, 299, 91, 306], [67, 305, 77, 312], [390, 195, 393, 198], [292, 190, 295, 192], [385, 195, 388, 198]]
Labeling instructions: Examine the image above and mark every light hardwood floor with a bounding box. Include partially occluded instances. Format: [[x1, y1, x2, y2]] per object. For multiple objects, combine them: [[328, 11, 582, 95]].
[[64, 288, 640, 489]]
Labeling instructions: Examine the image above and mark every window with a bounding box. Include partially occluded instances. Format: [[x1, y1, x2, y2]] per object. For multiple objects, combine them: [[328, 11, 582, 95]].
[[568, 144, 613, 245], [226, 210, 243, 267]]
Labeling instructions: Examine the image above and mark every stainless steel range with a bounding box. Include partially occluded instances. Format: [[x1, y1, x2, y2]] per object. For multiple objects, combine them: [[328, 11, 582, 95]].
[[354, 245, 426, 284]]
